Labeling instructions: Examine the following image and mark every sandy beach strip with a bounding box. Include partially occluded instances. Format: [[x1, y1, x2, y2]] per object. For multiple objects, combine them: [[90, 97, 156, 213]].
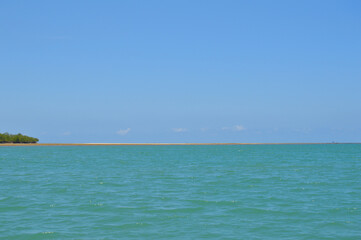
[[0, 143, 344, 146]]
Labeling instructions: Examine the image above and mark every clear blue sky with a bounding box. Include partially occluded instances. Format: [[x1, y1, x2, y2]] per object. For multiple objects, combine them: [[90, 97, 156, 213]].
[[1, 0, 360, 143]]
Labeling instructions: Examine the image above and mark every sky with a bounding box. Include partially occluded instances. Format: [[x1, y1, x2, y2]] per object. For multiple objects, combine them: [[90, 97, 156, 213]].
[[1, 0, 361, 143]]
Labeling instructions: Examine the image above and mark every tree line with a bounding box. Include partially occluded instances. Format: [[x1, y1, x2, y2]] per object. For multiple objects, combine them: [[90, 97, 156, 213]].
[[0, 132, 39, 143]]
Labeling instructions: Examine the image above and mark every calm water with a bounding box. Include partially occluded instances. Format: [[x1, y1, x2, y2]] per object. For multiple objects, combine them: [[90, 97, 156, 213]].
[[0, 144, 360, 239]]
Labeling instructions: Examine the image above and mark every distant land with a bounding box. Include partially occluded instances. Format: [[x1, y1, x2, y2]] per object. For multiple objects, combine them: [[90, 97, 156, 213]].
[[0, 143, 358, 146], [0, 133, 39, 144]]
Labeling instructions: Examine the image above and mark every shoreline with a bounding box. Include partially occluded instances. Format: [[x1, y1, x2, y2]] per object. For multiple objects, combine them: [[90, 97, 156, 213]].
[[0, 143, 358, 146]]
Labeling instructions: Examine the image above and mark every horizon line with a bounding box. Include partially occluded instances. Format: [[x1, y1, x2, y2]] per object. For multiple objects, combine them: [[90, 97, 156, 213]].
[[1, 142, 360, 146]]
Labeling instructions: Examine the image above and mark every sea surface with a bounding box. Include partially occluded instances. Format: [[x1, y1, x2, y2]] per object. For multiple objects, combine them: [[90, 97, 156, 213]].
[[0, 144, 360, 239]]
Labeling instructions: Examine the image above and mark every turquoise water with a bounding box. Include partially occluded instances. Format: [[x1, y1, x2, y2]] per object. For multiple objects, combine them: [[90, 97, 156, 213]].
[[1, 144, 360, 239]]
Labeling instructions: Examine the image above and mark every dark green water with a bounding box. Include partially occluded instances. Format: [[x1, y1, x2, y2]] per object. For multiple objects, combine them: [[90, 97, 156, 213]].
[[1, 144, 360, 239]]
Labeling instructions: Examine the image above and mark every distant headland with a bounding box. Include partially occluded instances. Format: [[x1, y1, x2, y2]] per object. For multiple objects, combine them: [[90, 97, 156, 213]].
[[0, 132, 39, 144]]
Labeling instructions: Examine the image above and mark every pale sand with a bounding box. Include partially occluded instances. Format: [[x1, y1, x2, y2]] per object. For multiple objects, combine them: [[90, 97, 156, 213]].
[[0, 143, 341, 146]]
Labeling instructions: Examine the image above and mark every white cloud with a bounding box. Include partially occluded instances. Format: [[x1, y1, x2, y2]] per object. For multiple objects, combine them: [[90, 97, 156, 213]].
[[235, 125, 245, 131], [62, 131, 71, 136], [116, 128, 131, 136], [221, 125, 246, 131], [172, 128, 187, 133]]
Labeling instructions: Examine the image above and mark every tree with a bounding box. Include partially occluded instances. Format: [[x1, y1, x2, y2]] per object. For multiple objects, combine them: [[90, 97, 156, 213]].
[[0, 132, 39, 143]]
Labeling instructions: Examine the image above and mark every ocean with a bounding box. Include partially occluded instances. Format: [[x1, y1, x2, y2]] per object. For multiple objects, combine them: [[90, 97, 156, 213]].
[[0, 144, 360, 239]]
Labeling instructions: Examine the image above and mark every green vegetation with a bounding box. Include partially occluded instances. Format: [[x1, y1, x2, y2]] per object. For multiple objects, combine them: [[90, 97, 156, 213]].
[[0, 132, 39, 143]]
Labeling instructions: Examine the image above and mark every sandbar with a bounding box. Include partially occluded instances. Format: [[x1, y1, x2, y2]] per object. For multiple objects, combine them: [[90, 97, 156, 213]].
[[0, 143, 347, 146]]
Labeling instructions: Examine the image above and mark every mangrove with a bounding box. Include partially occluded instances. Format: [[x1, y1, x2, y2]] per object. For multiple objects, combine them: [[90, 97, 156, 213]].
[[0, 132, 39, 143]]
